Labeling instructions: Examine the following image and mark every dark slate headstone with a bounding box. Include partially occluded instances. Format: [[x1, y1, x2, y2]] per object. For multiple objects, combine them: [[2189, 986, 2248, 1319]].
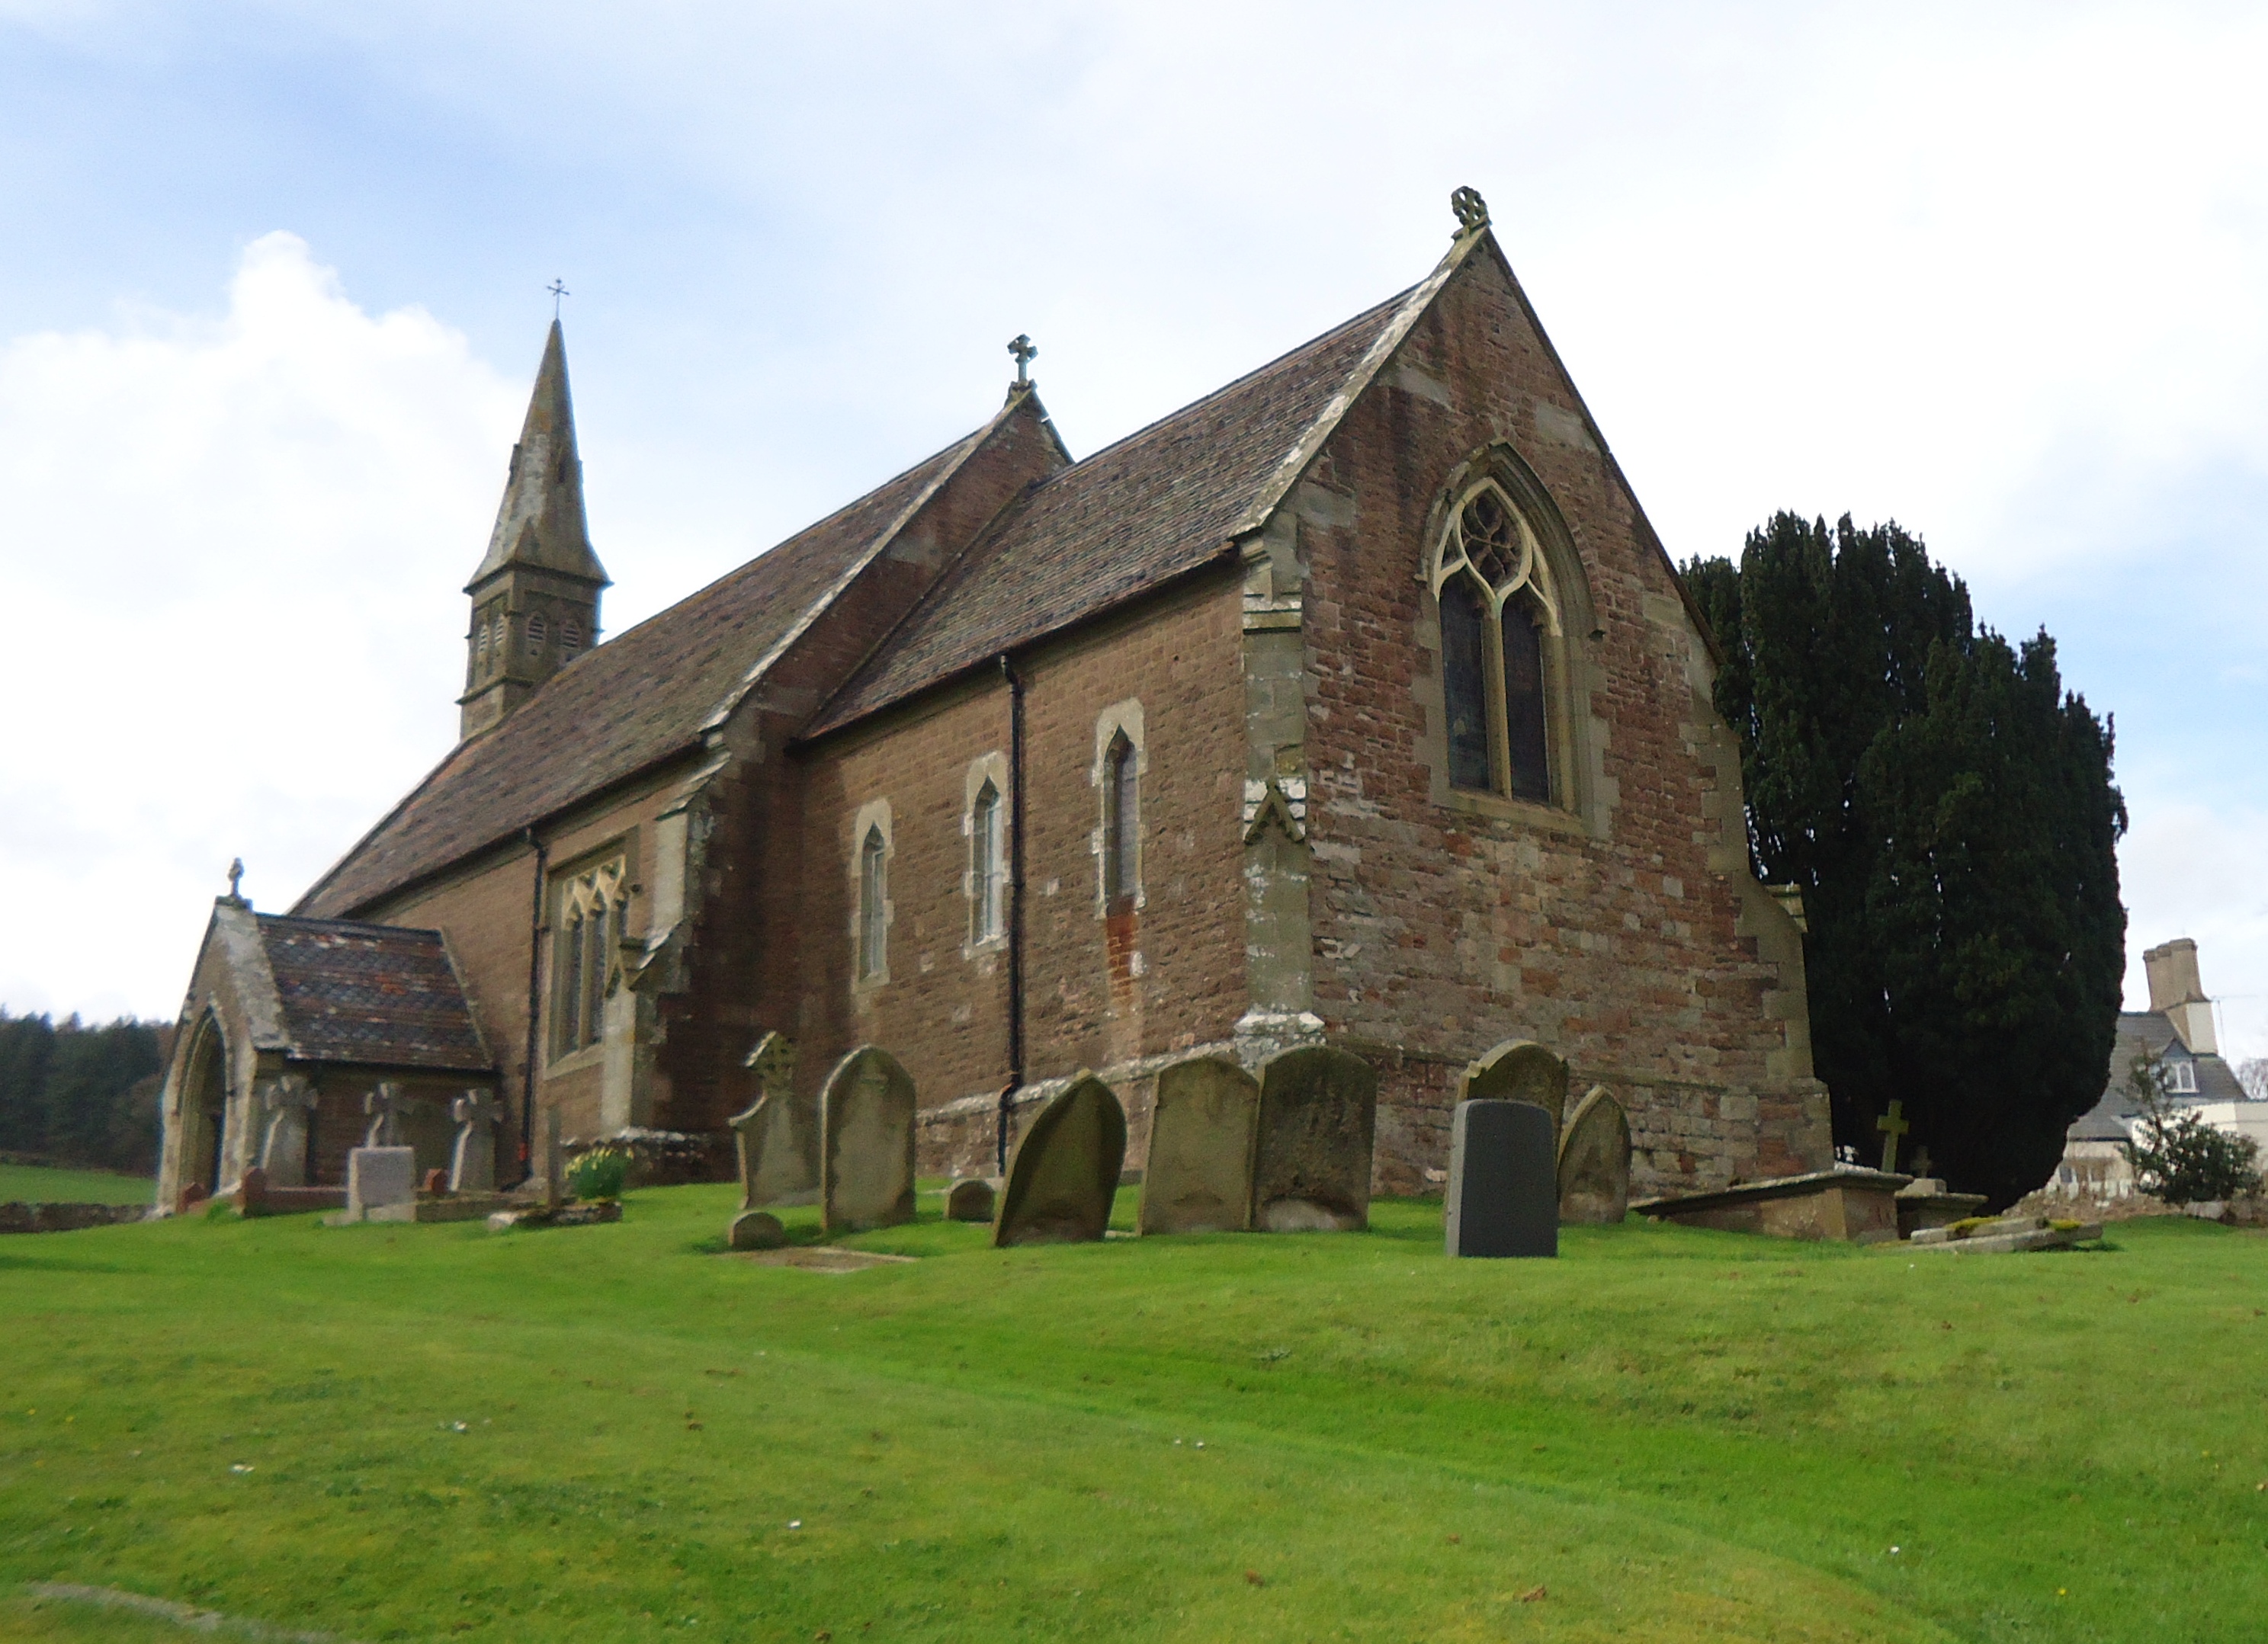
[[1557, 1085, 1632, 1226], [1445, 1100, 1557, 1258], [820, 1046, 917, 1235], [1139, 1056, 1259, 1235], [994, 1074, 1126, 1247], [1251, 1046, 1378, 1232], [1458, 1041, 1570, 1134]]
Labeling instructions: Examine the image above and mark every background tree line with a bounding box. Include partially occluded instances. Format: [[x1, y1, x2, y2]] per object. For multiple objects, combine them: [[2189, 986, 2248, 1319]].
[[1686, 514, 2127, 1209], [0, 1009, 169, 1175]]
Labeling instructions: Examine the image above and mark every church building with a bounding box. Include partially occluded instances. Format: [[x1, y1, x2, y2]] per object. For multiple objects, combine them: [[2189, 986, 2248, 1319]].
[[156, 191, 1828, 1209]]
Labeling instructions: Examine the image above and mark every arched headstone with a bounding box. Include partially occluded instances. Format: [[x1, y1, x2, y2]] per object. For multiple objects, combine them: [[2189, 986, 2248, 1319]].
[[1140, 1056, 1259, 1235], [820, 1046, 917, 1234], [1557, 1085, 1632, 1225], [1458, 1040, 1569, 1133], [994, 1074, 1126, 1247], [1251, 1046, 1377, 1232], [946, 1178, 997, 1223]]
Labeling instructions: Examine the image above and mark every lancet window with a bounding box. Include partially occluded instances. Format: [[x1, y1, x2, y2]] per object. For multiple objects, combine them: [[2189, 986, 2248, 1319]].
[[858, 825, 890, 980], [970, 780, 1005, 943], [553, 857, 627, 1056], [1432, 485, 1559, 805], [1102, 731, 1139, 912]]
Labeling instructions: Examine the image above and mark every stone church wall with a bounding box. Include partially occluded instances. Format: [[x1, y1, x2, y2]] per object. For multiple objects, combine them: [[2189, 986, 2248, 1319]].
[[1295, 248, 1829, 1198]]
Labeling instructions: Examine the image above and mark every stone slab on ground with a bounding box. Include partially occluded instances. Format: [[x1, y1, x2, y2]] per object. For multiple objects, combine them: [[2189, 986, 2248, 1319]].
[[995, 1074, 1126, 1247], [1140, 1055, 1259, 1235], [407, 1192, 518, 1223], [730, 1246, 918, 1274], [0, 1201, 152, 1234], [485, 1200, 625, 1231], [1445, 1100, 1557, 1258], [1632, 1168, 1911, 1243], [1908, 1215, 2102, 1254], [1894, 1178, 1990, 1239], [1251, 1045, 1378, 1232]]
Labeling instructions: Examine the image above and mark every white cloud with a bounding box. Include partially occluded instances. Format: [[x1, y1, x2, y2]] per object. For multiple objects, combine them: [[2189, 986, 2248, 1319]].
[[0, 232, 518, 1021]]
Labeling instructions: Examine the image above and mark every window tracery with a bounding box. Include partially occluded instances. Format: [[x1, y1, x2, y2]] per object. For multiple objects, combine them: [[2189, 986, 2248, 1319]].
[[553, 857, 627, 1056], [1431, 483, 1560, 804]]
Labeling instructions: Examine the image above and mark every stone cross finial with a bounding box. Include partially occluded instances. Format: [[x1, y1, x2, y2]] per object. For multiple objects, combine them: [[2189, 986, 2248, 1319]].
[[1911, 1145, 1933, 1180], [1875, 1099, 1910, 1174], [547, 278, 569, 319], [364, 1082, 408, 1149], [1008, 333, 1037, 386], [449, 1088, 499, 1194], [256, 1075, 318, 1187], [1450, 185, 1490, 236]]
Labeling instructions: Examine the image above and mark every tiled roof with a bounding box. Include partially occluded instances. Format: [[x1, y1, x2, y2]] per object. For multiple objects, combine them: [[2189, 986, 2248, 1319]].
[[256, 915, 492, 1071], [807, 287, 1419, 734], [2071, 1011, 2249, 1139], [298, 429, 989, 917]]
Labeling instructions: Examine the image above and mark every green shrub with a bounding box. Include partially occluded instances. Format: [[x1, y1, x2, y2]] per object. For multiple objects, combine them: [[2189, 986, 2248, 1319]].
[[567, 1145, 630, 1202]]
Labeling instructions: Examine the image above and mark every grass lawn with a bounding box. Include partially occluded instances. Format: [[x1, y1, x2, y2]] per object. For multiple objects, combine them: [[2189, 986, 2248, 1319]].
[[0, 1165, 155, 1207], [2, 1186, 2263, 1642]]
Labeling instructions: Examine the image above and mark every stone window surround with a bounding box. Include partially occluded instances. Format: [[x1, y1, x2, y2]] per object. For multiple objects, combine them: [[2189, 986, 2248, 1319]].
[[1089, 699, 1147, 916], [547, 839, 632, 1071], [1413, 446, 1603, 836], [961, 751, 1010, 953], [852, 797, 895, 989]]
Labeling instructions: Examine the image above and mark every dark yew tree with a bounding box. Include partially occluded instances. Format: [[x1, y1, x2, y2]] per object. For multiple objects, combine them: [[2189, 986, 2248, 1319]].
[[1686, 514, 2125, 1208], [0, 1010, 167, 1175]]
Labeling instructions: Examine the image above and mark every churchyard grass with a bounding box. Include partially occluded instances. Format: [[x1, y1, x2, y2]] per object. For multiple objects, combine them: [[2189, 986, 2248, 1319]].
[[0, 1165, 155, 1207], [2, 1188, 2262, 1642]]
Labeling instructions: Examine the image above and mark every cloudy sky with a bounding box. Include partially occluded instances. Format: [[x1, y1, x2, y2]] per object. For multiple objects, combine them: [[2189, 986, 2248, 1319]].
[[3, 1, 2264, 1060]]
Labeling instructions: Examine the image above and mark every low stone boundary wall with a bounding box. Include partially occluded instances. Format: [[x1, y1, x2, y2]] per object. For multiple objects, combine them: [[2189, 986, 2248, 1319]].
[[0, 1201, 152, 1233]]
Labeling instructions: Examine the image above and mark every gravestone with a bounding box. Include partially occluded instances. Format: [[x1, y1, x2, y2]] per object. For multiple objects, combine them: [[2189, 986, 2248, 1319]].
[[345, 1146, 417, 1223], [729, 1032, 818, 1210], [1458, 1041, 1570, 1134], [363, 1082, 409, 1149], [1556, 1085, 1632, 1226], [946, 1178, 997, 1222], [449, 1090, 499, 1193], [1445, 1100, 1557, 1258], [994, 1074, 1126, 1247], [1139, 1056, 1259, 1235], [820, 1046, 917, 1234], [256, 1077, 317, 1187], [728, 1210, 787, 1250], [1250, 1046, 1378, 1232]]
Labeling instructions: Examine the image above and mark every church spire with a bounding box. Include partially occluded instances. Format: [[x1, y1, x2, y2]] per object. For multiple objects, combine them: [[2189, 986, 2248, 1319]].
[[459, 320, 611, 740]]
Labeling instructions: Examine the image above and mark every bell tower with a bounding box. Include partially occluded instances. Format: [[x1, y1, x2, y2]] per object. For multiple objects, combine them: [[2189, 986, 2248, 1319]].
[[460, 321, 610, 740]]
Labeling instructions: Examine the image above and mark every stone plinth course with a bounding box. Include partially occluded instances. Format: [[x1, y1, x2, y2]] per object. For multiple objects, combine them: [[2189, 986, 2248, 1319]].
[[1445, 1100, 1557, 1258], [1557, 1086, 1632, 1225], [994, 1075, 1126, 1247], [820, 1046, 917, 1235], [1251, 1046, 1378, 1232], [1139, 1056, 1259, 1235]]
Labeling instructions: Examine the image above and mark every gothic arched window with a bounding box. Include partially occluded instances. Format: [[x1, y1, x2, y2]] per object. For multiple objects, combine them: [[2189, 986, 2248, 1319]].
[[1432, 485, 1559, 804], [1102, 731, 1139, 912], [858, 825, 889, 979], [971, 780, 1005, 942], [552, 857, 626, 1056]]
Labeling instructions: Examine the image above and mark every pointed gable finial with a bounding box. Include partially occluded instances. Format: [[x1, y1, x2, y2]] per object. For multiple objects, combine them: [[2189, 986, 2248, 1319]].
[[1008, 333, 1037, 388], [1450, 185, 1490, 238], [222, 857, 249, 909]]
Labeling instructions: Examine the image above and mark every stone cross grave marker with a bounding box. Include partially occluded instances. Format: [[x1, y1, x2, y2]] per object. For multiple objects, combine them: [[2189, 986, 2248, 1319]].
[[346, 1146, 417, 1223], [1445, 1100, 1557, 1258], [449, 1090, 499, 1193], [1458, 1041, 1570, 1136], [1139, 1055, 1259, 1235], [995, 1073, 1126, 1246], [256, 1076, 317, 1187], [730, 1032, 817, 1209], [1251, 1046, 1378, 1232], [1876, 1100, 1910, 1175], [364, 1082, 409, 1149], [1556, 1085, 1632, 1225], [820, 1046, 917, 1234], [1911, 1145, 1933, 1180]]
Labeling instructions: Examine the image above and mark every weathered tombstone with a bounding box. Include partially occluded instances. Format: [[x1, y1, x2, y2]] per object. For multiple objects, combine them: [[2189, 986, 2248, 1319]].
[[729, 1032, 817, 1209], [541, 1107, 565, 1209], [728, 1210, 787, 1250], [994, 1074, 1127, 1247], [256, 1077, 318, 1187], [1139, 1056, 1259, 1235], [1250, 1046, 1378, 1232], [946, 1178, 998, 1223], [363, 1082, 409, 1149], [1458, 1041, 1570, 1135], [820, 1046, 917, 1234], [346, 1146, 417, 1223], [1556, 1085, 1632, 1226], [449, 1090, 499, 1194], [1445, 1100, 1557, 1258]]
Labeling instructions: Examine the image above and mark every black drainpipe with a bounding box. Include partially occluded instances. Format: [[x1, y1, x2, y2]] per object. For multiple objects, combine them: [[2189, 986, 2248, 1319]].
[[520, 825, 549, 1183], [998, 652, 1027, 1174]]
